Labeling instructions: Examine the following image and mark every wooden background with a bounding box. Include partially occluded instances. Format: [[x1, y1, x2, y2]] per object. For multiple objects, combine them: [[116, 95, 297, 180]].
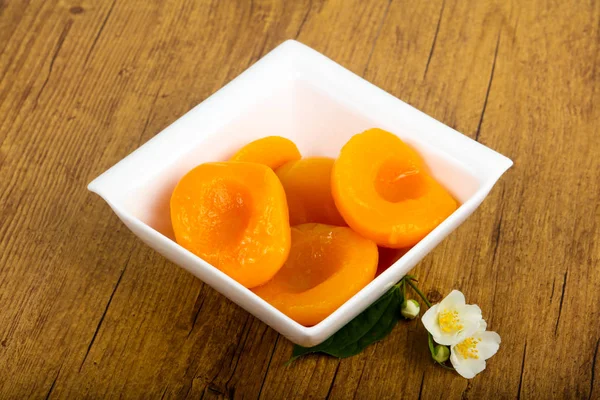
[[1, 0, 599, 398]]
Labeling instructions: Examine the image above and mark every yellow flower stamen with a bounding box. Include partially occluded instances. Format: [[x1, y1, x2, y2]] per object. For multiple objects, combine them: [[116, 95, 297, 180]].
[[455, 337, 481, 359], [438, 309, 464, 333]]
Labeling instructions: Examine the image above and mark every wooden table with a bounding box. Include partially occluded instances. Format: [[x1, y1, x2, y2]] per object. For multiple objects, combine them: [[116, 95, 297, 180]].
[[1, 0, 598, 398]]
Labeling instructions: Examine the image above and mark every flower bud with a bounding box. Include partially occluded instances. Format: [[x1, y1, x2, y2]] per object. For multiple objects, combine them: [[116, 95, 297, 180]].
[[432, 345, 450, 363], [401, 299, 420, 319]]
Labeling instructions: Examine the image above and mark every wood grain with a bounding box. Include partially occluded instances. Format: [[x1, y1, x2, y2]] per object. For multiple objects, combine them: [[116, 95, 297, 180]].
[[0, 0, 598, 398]]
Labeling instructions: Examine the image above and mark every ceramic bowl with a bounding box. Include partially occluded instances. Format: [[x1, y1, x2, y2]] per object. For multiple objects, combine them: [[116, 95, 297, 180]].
[[88, 40, 512, 347]]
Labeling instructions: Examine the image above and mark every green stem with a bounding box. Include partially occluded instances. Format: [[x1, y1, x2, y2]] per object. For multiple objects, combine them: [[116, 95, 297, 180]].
[[427, 332, 435, 354], [406, 279, 432, 308], [404, 277, 455, 371], [437, 359, 456, 370], [428, 333, 455, 370], [401, 279, 406, 300]]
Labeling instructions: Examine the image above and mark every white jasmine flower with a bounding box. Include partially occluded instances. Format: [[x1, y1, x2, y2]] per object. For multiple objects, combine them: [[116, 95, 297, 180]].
[[450, 321, 501, 379], [421, 290, 483, 345]]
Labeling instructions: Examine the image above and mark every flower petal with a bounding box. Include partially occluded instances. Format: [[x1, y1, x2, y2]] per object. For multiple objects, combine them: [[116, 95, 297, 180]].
[[476, 331, 501, 360], [421, 304, 442, 337], [457, 304, 483, 339], [450, 354, 487, 379], [477, 320, 488, 333], [438, 290, 466, 309], [460, 304, 483, 322], [432, 331, 460, 346]]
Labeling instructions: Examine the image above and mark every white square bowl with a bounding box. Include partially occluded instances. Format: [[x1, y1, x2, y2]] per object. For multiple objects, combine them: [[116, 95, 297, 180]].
[[88, 40, 512, 347]]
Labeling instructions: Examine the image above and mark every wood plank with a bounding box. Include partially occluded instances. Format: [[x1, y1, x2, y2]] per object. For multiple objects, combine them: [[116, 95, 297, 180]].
[[474, 1, 600, 397], [0, 0, 314, 398]]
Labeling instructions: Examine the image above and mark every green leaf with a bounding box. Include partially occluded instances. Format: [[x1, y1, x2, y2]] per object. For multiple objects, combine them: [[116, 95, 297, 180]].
[[289, 334, 335, 362], [289, 284, 404, 362]]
